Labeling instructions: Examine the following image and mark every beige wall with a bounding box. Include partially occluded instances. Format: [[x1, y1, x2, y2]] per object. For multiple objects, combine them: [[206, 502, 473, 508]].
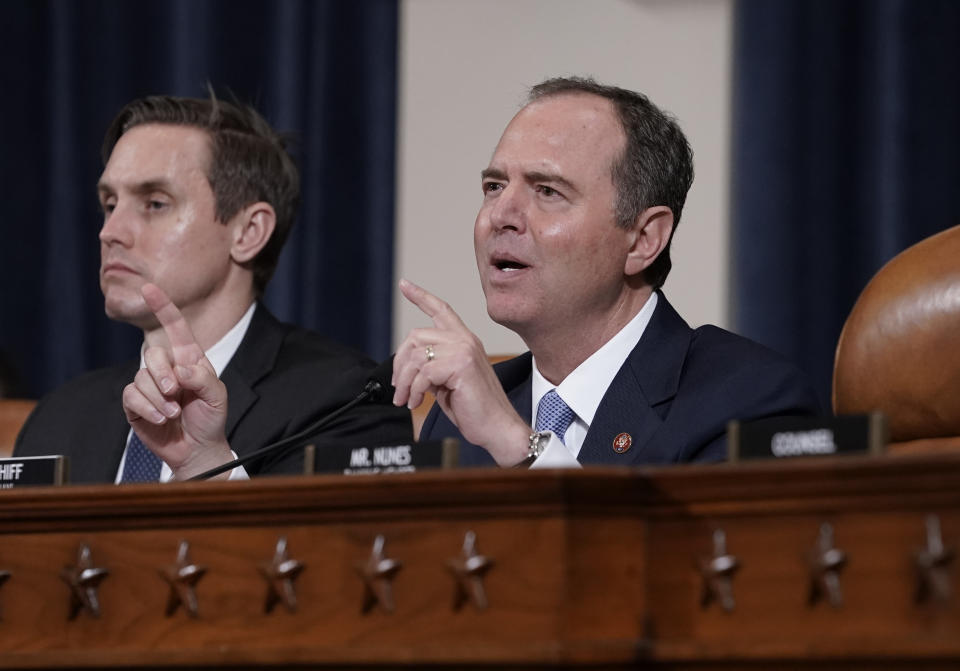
[[395, 0, 733, 354]]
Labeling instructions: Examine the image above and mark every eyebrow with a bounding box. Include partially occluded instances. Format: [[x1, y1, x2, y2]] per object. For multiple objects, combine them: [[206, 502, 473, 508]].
[[96, 179, 173, 198], [480, 167, 507, 182]]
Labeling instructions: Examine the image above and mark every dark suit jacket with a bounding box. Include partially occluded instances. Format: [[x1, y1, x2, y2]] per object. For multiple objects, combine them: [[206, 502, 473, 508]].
[[421, 293, 821, 466], [14, 304, 412, 483]]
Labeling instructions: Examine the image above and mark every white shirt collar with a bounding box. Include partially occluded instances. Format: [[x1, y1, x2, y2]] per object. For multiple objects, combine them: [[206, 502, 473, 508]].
[[531, 292, 657, 429], [204, 302, 257, 376], [139, 302, 257, 377]]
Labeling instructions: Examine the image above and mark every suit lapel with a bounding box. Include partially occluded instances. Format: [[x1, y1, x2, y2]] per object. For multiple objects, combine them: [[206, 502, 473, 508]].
[[219, 304, 286, 440], [74, 361, 137, 484], [508, 375, 532, 425], [497, 352, 534, 424], [578, 293, 693, 465]]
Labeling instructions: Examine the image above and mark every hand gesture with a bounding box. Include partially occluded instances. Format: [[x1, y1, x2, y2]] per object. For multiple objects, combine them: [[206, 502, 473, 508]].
[[121, 283, 233, 480], [392, 279, 530, 465]]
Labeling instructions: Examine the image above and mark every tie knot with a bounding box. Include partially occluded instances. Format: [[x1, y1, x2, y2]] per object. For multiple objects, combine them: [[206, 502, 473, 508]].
[[536, 390, 576, 444]]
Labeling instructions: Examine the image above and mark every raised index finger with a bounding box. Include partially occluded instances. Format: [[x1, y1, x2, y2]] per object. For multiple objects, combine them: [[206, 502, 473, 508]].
[[141, 283, 204, 365], [398, 278, 468, 331]]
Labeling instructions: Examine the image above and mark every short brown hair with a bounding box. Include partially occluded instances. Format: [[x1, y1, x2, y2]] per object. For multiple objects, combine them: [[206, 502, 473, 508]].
[[102, 93, 300, 295], [528, 77, 694, 289]]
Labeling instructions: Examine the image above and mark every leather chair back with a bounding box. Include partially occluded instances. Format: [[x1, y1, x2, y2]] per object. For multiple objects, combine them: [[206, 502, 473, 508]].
[[833, 225, 960, 451], [0, 399, 35, 458]]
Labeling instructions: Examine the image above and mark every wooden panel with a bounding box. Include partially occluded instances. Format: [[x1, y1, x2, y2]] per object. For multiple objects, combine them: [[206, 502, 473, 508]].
[[0, 455, 959, 668], [0, 470, 650, 668]]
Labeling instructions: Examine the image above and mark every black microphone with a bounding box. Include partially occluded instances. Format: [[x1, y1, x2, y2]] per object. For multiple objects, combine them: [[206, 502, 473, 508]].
[[362, 354, 396, 403], [187, 355, 396, 481]]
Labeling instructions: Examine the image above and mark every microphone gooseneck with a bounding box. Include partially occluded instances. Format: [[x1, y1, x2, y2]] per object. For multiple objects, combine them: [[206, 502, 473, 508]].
[[187, 355, 396, 481]]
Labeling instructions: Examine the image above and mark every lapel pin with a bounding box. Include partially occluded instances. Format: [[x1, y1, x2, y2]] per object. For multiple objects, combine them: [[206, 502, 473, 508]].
[[612, 432, 632, 454]]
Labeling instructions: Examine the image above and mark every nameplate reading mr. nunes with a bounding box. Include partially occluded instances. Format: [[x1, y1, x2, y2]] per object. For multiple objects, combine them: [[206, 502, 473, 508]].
[[311, 439, 459, 476], [0, 456, 68, 488]]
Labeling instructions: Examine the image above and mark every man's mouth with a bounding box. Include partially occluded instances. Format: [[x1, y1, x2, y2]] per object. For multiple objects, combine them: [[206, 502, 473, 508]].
[[491, 254, 530, 272], [101, 261, 137, 276]]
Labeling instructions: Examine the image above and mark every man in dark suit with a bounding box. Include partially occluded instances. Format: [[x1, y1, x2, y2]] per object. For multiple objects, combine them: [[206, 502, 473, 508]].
[[392, 77, 819, 468], [15, 95, 411, 482]]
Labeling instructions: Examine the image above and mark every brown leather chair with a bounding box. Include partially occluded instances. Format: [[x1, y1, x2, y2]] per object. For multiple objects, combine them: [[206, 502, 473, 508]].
[[833, 225, 960, 453], [0, 399, 35, 458], [411, 354, 516, 440]]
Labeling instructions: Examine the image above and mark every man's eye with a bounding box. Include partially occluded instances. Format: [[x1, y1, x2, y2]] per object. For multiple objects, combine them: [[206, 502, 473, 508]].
[[146, 199, 168, 211], [483, 181, 503, 194], [536, 185, 560, 198]]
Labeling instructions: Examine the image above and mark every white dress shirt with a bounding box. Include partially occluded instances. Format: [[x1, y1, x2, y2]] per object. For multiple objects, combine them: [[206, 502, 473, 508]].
[[114, 302, 257, 483], [529, 292, 658, 468]]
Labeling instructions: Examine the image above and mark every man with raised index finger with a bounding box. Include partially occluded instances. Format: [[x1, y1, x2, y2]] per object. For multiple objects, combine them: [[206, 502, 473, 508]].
[[15, 94, 412, 483], [392, 77, 819, 468]]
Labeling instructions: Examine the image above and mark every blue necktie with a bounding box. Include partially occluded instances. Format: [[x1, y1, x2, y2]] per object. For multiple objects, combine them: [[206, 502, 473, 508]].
[[120, 431, 163, 482], [536, 390, 576, 445]]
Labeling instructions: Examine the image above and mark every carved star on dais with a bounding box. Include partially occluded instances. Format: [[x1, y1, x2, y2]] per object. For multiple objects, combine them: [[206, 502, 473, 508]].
[[160, 540, 207, 618], [61, 544, 109, 619], [0, 570, 11, 620], [259, 536, 305, 614], [699, 529, 739, 613], [355, 535, 402, 614], [915, 514, 955, 604], [807, 523, 848, 608], [447, 531, 494, 611]]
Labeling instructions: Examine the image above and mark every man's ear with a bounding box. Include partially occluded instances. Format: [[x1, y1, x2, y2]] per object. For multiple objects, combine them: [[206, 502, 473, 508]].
[[230, 202, 276, 264], [624, 205, 674, 277]]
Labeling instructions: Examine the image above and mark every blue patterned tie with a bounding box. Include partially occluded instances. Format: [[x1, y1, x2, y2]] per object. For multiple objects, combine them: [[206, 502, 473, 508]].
[[535, 390, 576, 445], [119, 431, 163, 482]]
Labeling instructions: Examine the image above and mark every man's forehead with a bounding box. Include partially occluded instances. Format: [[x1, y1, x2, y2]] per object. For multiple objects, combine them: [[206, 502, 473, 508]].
[[109, 124, 210, 165], [101, 124, 211, 185], [488, 93, 623, 172], [511, 93, 618, 134]]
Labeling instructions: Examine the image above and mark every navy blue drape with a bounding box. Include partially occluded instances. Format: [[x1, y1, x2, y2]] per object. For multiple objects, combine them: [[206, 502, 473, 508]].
[[732, 0, 960, 409], [0, 0, 397, 398]]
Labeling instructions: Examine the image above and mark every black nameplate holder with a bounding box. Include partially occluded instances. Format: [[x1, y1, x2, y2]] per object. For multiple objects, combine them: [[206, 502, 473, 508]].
[[307, 439, 459, 476], [727, 413, 886, 462], [0, 455, 69, 488]]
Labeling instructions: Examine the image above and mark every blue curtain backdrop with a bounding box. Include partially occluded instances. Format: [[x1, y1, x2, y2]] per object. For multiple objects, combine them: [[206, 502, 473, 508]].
[[732, 0, 960, 410], [0, 0, 398, 398]]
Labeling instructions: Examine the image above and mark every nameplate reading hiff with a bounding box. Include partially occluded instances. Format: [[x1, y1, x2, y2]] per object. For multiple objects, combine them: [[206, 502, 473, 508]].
[[727, 414, 886, 462], [0, 455, 69, 488]]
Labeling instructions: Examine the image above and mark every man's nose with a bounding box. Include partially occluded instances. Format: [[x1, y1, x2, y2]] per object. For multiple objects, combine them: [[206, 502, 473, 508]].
[[488, 184, 527, 233], [98, 202, 134, 246]]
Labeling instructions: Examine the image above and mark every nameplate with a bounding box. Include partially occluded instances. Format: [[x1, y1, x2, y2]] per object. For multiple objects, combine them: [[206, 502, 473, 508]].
[[0, 456, 69, 488], [727, 414, 886, 462], [307, 439, 459, 476]]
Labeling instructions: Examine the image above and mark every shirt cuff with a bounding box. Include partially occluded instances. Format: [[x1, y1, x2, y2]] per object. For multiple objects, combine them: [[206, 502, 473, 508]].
[[226, 451, 250, 480], [529, 432, 582, 469]]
